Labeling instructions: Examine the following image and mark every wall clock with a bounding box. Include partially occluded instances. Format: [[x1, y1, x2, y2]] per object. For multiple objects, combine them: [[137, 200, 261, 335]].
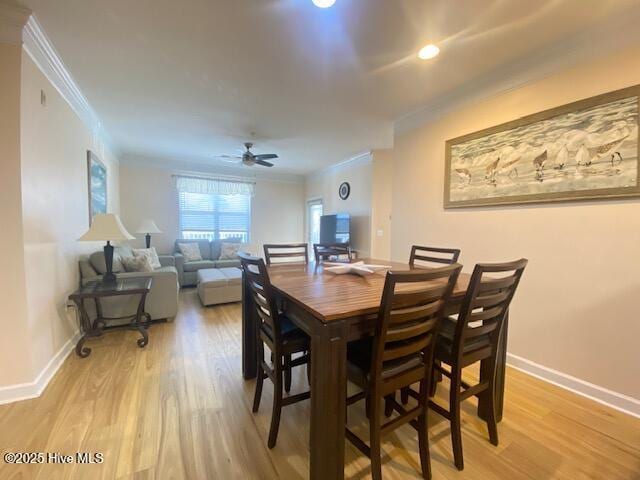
[[339, 182, 350, 200]]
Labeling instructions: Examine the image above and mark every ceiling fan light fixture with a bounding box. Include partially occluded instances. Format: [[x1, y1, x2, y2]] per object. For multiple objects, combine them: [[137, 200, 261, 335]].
[[312, 0, 336, 8], [418, 44, 440, 60]]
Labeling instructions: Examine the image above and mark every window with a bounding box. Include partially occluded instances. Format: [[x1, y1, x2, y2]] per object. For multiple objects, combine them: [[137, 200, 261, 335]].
[[307, 199, 323, 245], [177, 179, 252, 242]]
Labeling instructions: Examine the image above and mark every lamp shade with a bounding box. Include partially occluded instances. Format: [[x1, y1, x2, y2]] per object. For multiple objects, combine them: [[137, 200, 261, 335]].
[[135, 219, 162, 234], [78, 214, 135, 241]]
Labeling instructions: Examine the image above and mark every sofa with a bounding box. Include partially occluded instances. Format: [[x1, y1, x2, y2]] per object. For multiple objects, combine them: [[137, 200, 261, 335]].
[[79, 245, 179, 321], [174, 239, 242, 287]]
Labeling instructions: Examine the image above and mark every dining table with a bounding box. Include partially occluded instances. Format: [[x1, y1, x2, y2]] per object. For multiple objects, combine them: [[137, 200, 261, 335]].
[[241, 259, 509, 480]]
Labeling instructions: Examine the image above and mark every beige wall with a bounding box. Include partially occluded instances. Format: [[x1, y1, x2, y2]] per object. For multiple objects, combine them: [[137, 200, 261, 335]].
[[391, 45, 640, 399], [305, 156, 373, 256], [0, 42, 32, 387], [19, 52, 121, 378], [370, 149, 393, 260], [119, 163, 305, 255]]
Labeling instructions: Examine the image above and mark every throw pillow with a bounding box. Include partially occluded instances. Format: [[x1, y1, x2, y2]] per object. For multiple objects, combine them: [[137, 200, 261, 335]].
[[133, 247, 161, 269], [178, 242, 203, 262], [219, 242, 240, 260], [121, 255, 154, 273]]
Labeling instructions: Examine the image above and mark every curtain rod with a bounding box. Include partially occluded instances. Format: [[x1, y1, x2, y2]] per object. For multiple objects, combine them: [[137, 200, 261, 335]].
[[171, 174, 256, 185]]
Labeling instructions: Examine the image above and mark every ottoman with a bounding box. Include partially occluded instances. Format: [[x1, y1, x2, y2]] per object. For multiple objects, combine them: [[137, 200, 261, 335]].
[[197, 267, 242, 306]]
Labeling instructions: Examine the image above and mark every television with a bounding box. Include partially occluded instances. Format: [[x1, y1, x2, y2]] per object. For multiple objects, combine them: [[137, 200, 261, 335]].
[[319, 214, 350, 244]]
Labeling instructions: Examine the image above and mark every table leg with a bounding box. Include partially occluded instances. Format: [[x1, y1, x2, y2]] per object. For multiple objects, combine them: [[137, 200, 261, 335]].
[[134, 292, 149, 348], [242, 270, 258, 379], [74, 298, 93, 358], [309, 321, 348, 480], [478, 310, 508, 422]]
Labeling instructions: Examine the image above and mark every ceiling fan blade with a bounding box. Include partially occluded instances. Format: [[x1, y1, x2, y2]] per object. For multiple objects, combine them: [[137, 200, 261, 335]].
[[255, 159, 274, 167], [254, 153, 278, 160]]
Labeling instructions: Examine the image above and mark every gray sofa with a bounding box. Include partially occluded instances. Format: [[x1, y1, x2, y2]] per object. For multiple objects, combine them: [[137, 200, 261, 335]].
[[174, 239, 241, 287], [79, 245, 179, 320]]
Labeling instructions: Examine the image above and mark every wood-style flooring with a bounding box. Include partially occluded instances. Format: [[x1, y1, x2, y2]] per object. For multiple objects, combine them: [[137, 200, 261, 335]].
[[0, 290, 639, 479]]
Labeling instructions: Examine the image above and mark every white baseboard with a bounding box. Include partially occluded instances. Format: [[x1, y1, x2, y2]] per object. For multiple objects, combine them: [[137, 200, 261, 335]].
[[0, 332, 80, 405], [506, 353, 640, 419]]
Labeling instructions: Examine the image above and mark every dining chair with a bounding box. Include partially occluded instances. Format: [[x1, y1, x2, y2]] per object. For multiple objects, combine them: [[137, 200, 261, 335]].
[[409, 259, 527, 470], [313, 243, 352, 262], [345, 264, 462, 480], [263, 243, 309, 265], [239, 252, 311, 448], [409, 245, 461, 267], [401, 245, 461, 404]]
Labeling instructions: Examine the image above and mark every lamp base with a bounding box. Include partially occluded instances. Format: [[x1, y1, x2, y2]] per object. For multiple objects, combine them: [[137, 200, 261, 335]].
[[145, 234, 151, 248], [103, 241, 117, 286]]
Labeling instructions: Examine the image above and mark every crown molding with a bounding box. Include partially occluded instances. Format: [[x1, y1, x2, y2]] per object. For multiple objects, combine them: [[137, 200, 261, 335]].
[[0, 1, 30, 45], [394, 9, 640, 136], [121, 154, 306, 184], [307, 150, 372, 180], [22, 15, 115, 155]]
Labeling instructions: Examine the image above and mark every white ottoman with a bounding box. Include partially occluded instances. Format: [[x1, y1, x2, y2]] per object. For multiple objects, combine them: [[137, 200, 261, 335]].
[[197, 267, 242, 306]]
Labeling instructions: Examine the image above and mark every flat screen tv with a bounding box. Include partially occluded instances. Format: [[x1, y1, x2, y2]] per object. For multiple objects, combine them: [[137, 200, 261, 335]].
[[319, 214, 350, 244]]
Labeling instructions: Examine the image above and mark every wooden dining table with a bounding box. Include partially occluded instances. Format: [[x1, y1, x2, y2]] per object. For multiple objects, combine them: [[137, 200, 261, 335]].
[[241, 259, 509, 480]]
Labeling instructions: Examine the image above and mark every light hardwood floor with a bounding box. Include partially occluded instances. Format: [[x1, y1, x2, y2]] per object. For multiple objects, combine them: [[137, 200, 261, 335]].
[[1, 290, 639, 479]]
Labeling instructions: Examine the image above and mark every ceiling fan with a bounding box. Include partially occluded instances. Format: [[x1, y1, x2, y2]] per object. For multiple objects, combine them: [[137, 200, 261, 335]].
[[215, 142, 277, 167]]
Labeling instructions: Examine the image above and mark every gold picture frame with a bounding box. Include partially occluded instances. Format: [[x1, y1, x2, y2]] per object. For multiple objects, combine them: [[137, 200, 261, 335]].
[[444, 85, 640, 208]]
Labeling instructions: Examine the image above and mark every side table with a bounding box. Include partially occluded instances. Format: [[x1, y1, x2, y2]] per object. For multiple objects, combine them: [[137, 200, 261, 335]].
[[69, 277, 153, 358]]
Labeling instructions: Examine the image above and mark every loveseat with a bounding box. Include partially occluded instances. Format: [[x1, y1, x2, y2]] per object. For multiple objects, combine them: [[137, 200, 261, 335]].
[[79, 245, 179, 320], [174, 239, 242, 287]]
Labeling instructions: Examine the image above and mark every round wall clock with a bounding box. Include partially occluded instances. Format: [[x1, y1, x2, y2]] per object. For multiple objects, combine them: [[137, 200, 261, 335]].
[[339, 182, 351, 200]]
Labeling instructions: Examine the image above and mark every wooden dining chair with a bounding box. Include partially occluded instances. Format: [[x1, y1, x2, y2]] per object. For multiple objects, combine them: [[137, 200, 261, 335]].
[[409, 245, 461, 267], [345, 264, 462, 480], [401, 245, 461, 404], [409, 259, 527, 470], [313, 243, 352, 263], [263, 243, 309, 265], [239, 252, 311, 448]]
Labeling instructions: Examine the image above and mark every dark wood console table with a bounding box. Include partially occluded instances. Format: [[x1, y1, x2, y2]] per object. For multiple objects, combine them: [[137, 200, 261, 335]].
[[69, 277, 153, 358]]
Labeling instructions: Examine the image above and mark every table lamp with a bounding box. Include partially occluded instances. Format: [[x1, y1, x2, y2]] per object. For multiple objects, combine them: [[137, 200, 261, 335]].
[[78, 214, 135, 284], [135, 219, 162, 248]]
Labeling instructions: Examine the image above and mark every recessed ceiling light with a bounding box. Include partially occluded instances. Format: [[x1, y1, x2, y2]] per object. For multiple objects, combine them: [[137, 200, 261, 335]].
[[312, 0, 336, 8], [418, 44, 440, 60]]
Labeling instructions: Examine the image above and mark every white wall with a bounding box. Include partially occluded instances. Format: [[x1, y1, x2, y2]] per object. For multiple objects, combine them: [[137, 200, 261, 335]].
[[305, 155, 373, 256], [119, 163, 305, 255], [370, 149, 393, 260], [0, 42, 32, 387], [19, 51, 121, 380], [390, 45, 640, 401]]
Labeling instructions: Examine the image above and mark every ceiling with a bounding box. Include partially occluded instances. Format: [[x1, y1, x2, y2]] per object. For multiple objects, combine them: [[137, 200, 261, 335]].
[[20, 0, 640, 176]]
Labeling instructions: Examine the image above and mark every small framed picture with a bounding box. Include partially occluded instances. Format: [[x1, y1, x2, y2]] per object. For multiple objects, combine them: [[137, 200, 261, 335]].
[[87, 150, 107, 224]]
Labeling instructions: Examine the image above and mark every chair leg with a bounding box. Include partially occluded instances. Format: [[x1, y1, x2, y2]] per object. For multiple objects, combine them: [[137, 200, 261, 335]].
[[284, 354, 292, 393], [429, 360, 441, 397], [418, 413, 432, 479], [252, 369, 264, 413], [384, 393, 394, 417], [369, 396, 383, 480], [268, 358, 283, 449], [485, 358, 499, 446], [306, 352, 311, 386], [401, 387, 409, 405], [450, 368, 464, 470]]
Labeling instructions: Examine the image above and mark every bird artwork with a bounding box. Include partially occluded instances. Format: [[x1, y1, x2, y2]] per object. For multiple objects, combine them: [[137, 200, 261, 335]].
[[497, 156, 521, 179], [533, 150, 548, 182], [575, 144, 591, 167], [455, 168, 471, 187], [588, 135, 629, 166], [484, 157, 500, 185], [554, 146, 569, 169]]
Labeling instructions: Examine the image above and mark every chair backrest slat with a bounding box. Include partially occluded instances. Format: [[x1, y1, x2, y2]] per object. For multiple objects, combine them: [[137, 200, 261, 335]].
[[409, 245, 460, 268], [263, 243, 309, 265], [452, 259, 528, 358]]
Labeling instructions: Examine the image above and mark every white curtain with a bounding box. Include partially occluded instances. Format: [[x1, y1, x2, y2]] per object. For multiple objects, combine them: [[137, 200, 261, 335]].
[[175, 176, 255, 196]]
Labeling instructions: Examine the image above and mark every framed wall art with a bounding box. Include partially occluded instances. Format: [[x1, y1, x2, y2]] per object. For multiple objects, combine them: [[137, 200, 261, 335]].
[[87, 150, 107, 224], [444, 85, 640, 208]]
